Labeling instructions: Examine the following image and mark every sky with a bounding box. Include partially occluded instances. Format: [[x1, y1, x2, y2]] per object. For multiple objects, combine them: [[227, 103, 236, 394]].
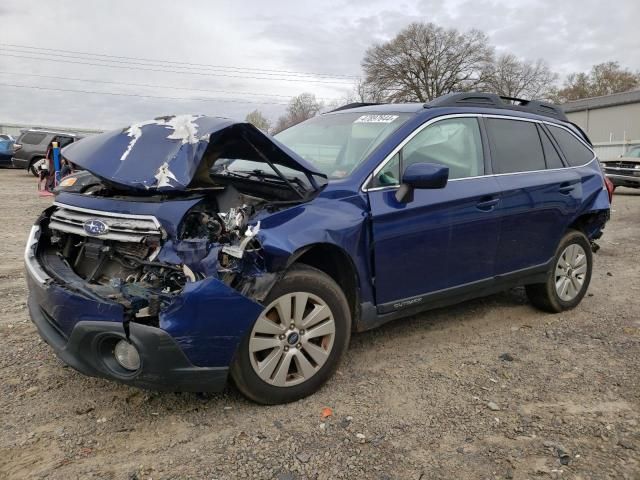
[[1, 0, 639, 130]]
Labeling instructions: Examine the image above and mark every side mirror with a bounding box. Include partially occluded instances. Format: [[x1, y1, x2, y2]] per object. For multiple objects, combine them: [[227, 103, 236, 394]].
[[395, 162, 449, 203]]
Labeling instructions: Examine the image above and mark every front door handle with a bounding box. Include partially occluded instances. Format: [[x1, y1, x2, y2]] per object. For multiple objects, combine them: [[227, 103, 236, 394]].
[[476, 197, 499, 211]]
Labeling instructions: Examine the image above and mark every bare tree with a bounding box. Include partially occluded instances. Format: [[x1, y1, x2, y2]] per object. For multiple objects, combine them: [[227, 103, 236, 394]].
[[334, 79, 387, 109], [245, 109, 271, 133], [351, 78, 388, 103], [481, 54, 558, 100], [361, 22, 494, 102], [272, 93, 322, 134], [553, 61, 640, 102]]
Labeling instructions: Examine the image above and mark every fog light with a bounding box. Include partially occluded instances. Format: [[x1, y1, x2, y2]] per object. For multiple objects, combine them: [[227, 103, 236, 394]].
[[114, 340, 141, 371]]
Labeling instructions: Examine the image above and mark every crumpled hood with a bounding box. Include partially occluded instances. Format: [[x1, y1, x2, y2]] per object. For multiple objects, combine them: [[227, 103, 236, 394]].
[[62, 115, 325, 191]]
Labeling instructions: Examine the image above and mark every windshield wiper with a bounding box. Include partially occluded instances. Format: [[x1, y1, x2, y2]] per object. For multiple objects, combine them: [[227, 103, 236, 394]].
[[240, 169, 307, 192], [215, 169, 251, 180], [215, 168, 307, 197]]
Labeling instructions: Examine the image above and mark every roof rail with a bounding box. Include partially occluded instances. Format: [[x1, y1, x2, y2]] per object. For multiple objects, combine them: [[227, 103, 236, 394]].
[[424, 92, 568, 122], [328, 102, 382, 113]]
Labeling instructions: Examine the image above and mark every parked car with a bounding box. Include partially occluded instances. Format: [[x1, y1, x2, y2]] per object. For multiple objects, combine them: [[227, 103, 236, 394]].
[[25, 93, 612, 404], [12, 129, 80, 176], [0, 134, 16, 167], [599, 146, 640, 190]]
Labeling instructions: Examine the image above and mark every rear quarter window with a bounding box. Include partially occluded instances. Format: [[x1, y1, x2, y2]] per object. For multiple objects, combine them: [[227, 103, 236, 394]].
[[56, 136, 75, 148], [538, 126, 564, 169], [486, 118, 545, 174], [19, 132, 47, 145], [548, 125, 594, 167]]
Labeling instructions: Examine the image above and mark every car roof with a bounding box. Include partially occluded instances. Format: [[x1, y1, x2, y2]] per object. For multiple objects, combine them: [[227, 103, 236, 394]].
[[326, 92, 568, 122], [325, 103, 570, 122], [323, 96, 588, 143], [324, 103, 425, 114]]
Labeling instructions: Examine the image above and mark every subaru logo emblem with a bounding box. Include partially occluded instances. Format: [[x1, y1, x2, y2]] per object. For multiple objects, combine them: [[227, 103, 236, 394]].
[[83, 219, 109, 236]]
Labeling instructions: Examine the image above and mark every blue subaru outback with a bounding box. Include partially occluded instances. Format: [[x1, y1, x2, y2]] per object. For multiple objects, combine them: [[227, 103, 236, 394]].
[[25, 93, 612, 404]]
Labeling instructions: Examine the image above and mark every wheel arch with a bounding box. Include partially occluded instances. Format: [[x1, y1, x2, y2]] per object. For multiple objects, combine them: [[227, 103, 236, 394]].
[[568, 210, 609, 240], [287, 243, 360, 325], [28, 154, 46, 168]]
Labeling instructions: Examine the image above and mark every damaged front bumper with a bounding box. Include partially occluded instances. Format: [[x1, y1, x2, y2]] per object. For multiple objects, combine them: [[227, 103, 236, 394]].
[[25, 224, 264, 392], [28, 299, 229, 392]]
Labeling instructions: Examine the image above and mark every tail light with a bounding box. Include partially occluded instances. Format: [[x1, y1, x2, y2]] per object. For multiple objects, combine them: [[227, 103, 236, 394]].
[[604, 176, 614, 203]]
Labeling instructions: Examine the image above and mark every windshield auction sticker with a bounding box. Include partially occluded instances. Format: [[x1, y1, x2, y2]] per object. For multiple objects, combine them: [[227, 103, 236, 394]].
[[354, 114, 399, 124]]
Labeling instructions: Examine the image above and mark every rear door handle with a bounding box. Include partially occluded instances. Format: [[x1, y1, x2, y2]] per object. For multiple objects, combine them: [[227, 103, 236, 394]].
[[559, 183, 575, 194], [476, 197, 499, 211]]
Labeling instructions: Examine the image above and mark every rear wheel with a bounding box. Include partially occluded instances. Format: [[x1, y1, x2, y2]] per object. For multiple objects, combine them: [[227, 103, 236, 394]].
[[231, 264, 351, 404], [526, 230, 593, 313]]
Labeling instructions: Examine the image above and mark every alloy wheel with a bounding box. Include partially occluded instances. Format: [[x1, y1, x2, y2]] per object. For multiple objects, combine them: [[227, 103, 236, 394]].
[[554, 243, 588, 301], [248, 292, 336, 387]]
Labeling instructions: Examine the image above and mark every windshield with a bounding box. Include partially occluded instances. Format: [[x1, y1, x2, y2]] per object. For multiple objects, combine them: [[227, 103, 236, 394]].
[[275, 112, 411, 179], [628, 147, 640, 158]]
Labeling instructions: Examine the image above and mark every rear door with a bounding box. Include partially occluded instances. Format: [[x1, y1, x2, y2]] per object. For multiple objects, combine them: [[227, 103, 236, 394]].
[[486, 117, 581, 275], [14, 131, 48, 163], [366, 116, 502, 309]]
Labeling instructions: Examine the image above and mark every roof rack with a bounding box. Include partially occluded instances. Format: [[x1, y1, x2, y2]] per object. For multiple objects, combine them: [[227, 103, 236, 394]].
[[424, 92, 568, 122], [328, 102, 382, 113]]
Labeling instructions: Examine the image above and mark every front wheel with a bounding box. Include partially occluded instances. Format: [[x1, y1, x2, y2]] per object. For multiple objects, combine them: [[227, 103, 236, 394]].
[[230, 264, 351, 404], [526, 230, 593, 313], [29, 158, 46, 176]]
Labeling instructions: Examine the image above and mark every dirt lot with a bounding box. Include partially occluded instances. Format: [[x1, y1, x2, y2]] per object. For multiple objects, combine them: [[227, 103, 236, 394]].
[[0, 168, 638, 480]]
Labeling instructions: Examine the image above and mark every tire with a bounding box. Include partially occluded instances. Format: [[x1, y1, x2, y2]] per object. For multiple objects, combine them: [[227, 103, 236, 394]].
[[231, 264, 351, 404], [526, 230, 593, 313], [29, 157, 45, 177]]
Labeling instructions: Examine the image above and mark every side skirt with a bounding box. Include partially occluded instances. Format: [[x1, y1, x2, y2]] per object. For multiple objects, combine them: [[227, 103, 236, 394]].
[[355, 261, 551, 332]]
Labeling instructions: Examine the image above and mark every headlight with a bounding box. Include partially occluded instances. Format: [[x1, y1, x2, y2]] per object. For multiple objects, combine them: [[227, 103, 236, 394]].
[[113, 340, 141, 371], [58, 176, 78, 187]]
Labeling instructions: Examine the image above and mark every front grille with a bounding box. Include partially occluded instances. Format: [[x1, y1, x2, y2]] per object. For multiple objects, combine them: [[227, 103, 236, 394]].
[[49, 204, 162, 243], [603, 161, 640, 170]]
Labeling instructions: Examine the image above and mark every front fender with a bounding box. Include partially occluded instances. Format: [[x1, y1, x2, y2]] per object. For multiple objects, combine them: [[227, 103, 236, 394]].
[[254, 195, 374, 303]]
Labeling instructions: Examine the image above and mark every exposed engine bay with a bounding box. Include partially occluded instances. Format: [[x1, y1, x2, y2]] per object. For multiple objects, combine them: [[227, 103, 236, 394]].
[[40, 185, 279, 326], [36, 115, 327, 330]]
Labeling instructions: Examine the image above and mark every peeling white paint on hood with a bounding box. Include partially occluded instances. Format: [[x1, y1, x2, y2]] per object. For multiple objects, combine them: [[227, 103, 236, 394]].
[[154, 161, 179, 188], [120, 114, 203, 161], [166, 114, 201, 145], [120, 119, 155, 162]]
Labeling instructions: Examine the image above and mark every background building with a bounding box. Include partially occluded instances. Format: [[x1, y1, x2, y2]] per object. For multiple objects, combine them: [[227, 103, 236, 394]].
[[563, 90, 640, 160]]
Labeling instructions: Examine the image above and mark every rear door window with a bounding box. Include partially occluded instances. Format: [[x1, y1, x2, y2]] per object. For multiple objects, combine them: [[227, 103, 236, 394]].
[[548, 125, 594, 167], [486, 118, 545, 174], [19, 132, 47, 145], [538, 126, 564, 169]]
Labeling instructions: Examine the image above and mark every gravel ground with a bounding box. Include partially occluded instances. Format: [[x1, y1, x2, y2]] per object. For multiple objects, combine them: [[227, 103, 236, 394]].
[[0, 168, 638, 480]]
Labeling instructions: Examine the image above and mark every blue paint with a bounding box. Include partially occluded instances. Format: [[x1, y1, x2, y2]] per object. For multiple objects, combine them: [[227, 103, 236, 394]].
[[61, 116, 325, 192], [369, 176, 502, 302], [27, 103, 611, 383], [160, 277, 263, 366]]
